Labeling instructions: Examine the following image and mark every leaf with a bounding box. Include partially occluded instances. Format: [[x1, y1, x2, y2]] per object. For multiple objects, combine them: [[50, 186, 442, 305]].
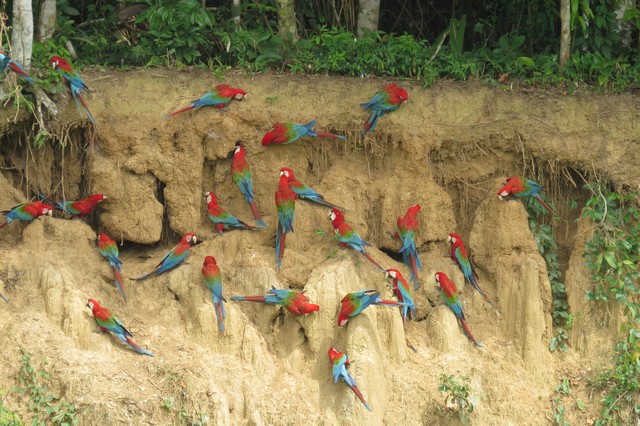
[[604, 251, 617, 268]]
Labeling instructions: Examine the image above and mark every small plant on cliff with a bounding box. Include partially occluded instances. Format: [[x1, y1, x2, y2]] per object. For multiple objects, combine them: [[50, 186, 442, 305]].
[[438, 373, 476, 424], [0, 390, 21, 426], [13, 348, 79, 426], [524, 197, 571, 353], [551, 378, 571, 426], [581, 184, 640, 425]]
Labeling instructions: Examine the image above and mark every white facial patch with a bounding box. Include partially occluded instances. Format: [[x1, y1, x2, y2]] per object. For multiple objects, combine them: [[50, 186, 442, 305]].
[[500, 191, 509, 197], [234, 94, 244, 100], [389, 270, 397, 278], [279, 170, 284, 176], [87, 301, 94, 309], [339, 319, 348, 326], [234, 146, 241, 154], [283, 170, 289, 177], [329, 212, 336, 221]]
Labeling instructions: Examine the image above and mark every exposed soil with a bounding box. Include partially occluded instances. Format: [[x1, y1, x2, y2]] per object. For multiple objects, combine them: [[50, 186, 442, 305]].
[[0, 70, 639, 425]]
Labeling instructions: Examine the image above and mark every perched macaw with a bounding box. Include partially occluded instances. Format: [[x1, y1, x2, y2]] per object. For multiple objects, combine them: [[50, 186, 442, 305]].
[[280, 167, 344, 211], [202, 256, 226, 333], [337, 289, 404, 327], [86, 298, 154, 356], [360, 83, 408, 135], [131, 233, 197, 280], [384, 269, 416, 321], [41, 193, 106, 218], [50, 56, 95, 124], [231, 142, 266, 228], [98, 233, 126, 302], [435, 272, 484, 348], [205, 191, 257, 233], [328, 347, 371, 412], [261, 120, 346, 146], [447, 233, 495, 307], [329, 209, 385, 273], [497, 176, 554, 215], [164, 84, 246, 118], [0, 49, 34, 83], [275, 170, 297, 271], [396, 204, 422, 289], [230, 287, 319, 316], [0, 201, 52, 229]]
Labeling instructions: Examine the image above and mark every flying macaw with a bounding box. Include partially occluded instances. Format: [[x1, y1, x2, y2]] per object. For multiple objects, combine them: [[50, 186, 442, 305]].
[[497, 176, 554, 215], [0, 201, 52, 229], [328, 347, 371, 412], [329, 209, 385, 273], [98, 233, 126, 302], [164, 84, 247, 118], [447, 233, 496, 307], [396, 204, 422, 289], [261, 120, 346, 146], [231, 142, 266, 228], [202, 256, 226, 333], [280, 167, 344, 211], [0, 49, 34, 83], [230, 287, 319, 316], [384, 269, 416, 321], [86, 298, 154, 356], [131, 233, 197, 280], [205, 191, 257, 233], [275, 170, 297, 271], [360, 83, 408, 135], [435, 272, 484, 348], [337, 289, 404, 327], [50, 56, 95, 124], [41, 193, 106, 218]]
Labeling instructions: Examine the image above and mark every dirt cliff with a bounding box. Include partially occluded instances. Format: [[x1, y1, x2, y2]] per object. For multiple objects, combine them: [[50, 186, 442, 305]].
[[0, 71, 638, 425]]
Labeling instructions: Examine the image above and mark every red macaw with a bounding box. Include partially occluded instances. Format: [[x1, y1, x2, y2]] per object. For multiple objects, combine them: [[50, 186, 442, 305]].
[[329, 209, 385, 273], [0, 201, 52, 229], [275, 169, 297, 270], [230, 287, 319, 316], [131, 233, 197, 280], [328, 347, 371, 412], [98, 234, 126, 302], [164, 84, 246, 118], [205, 191, 257, 233], [86, 298, 154, 356], [497, 176, 554, 215], [50, 56, 95, 124], [337, 290, 404, 327], [360, 83, 408, 134], [231, 142, 266, 228], [42, 193, 106, 218], [0, 49, 34, 83], [384, 269, 416, 321], [280, 167, 344, 210], [202, 256, 226, 333], [435, 272, 484, 348], [448, 233, 495, 306], [261, 120, 345, 146], [396, 204, 422, 289]]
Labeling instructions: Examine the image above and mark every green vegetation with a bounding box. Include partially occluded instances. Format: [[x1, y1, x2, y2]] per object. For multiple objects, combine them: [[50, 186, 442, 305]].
[[0, 389, 21, 426], [582, 184, 640, 425], [13, 348, 79, 426], [551, 378, 571, 426], [438, 373, 476, 424]]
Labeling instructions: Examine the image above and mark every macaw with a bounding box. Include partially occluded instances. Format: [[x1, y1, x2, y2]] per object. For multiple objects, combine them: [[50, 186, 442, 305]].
[[337, 289, 404, 327], [231, 142, 266, 228], [202, 256, 226, 333], [435, 272, 484, 348], [497, 176, 554, 215], [447, 233, 496, 307], [86, 298, 154, 356], [0, 201, 52, 229], [328, 347, 371, 412], [275, 170, 297, 271], [396, 204, 422, 289], [164, 84, 246, 118], [0, 49, 34, 83], [50, 56, 95, 124], [205, 191, 257, 233], [41, 193, 106, 218], [360, 83, 408, 135], [384, 269, 416, 321], [230, 287, 319, 316], [280, 167, 344, 211], [98, 233, 126, 302], [131, 233, 197, 280], [329, 209, 385, 273], [261, 120, 346, 146]]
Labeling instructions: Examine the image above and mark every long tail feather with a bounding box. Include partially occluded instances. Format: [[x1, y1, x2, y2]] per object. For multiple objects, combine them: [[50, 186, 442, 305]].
[[347, 383, 372, 412], [275, 223, 286, 271], [213, 294, 226, 333], [123, 336, 154, 356], [0, 221, 7, 229], [374, 299, 407, 307], [130, 271, 154, 281], [459, 318, 485, 348], [8, 62, 34, 83], [534, 194, 555, 215], [467, 275, 497, 307], [0, 292, 8, 303], [308, 197, 345, 211], [315, 132, 346, 139], [163, 105, 196, 118], [249, 200, 266, 228], [409, 253, 420, 289], [229, 295, 267, 303], [362, 110, 383, 135], [73, 92, 96, 124], [362, 251, 386, 273], [112, 268, 126, 302]]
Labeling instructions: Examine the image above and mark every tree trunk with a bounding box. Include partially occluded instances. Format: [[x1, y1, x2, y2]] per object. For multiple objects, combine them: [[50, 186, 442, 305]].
[[559, 0, 571, 75], [615, 0, 635, 48], [232, 0, 241, 25], [357, 0, 380, 36], [276, 0, 297, 40], [10, 0, 34, 70], [36, 0, 56, 42]]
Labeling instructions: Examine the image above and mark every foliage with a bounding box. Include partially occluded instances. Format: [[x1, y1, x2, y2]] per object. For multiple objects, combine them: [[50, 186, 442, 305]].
[[0, 390, 21, 426], [438, 374, 476, 424], [581, 184, 640, 425], [551, 378, 571, 426], [13, 348, 79, 426], [524, 197, 571, 353]]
